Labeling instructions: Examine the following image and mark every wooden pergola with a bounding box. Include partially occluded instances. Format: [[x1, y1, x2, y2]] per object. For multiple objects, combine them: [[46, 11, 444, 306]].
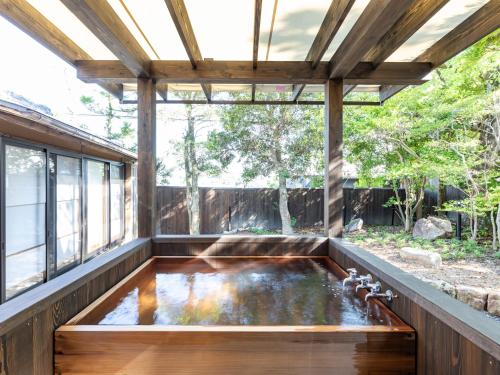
[[0, 0, 498, 238]]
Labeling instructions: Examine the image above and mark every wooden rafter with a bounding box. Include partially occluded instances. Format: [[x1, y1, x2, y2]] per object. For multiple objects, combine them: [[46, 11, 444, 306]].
[[156, 83, 169, 102], [252, 0, 263, 101], [292, 0, 354, 102], [364, 0, 449, 67], [164, 0, 211, 101], [343, 85, 355, 97], [379, 85, 406, 102], [76, 60, 431, 86], [329, 0, 413, 78], [61, 0, 150, 78], [121, 99, 381, 106], [381, 1, 500, 103], [0, 0, 123, 99], [415, 1, 500, 68]]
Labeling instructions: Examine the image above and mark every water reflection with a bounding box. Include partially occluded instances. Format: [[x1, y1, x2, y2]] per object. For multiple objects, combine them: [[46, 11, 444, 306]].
[[98, 258, 393, 326]]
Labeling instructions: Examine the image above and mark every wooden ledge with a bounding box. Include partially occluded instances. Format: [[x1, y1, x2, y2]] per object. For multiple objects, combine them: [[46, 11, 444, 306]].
[[0, 238, 151, 336]]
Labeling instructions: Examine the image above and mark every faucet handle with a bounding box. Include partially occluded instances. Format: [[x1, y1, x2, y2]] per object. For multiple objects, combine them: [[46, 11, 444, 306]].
[[346, 268, 357, 277], [358, 274, 372, 285], [370, 281, 382, 293]]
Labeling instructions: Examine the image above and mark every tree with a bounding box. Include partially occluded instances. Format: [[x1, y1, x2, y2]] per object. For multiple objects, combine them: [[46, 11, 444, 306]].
[[344, 31, 499, 245], [208, 95, 323, 234], [161, 92, 217, 234], [80, 91, 136, 150]]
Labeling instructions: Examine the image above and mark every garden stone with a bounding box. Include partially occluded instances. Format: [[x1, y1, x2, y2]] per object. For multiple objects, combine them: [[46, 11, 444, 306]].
[[421, 277, 456, 297], [456, 285, 488, 311], [413, 216, 453, 240], [346, 218, 363, 233], [487, 291, 500, 317], [399, 247, 442, 269]]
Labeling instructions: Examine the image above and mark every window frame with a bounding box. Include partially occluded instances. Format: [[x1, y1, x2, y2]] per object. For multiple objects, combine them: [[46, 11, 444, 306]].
[[1, 138, 48, 302], [0, 136, 127, 304]]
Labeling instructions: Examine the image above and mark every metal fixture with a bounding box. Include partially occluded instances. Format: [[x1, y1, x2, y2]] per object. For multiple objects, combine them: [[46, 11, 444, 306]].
[[355, 277, 376, 293], [342, 268, 371, 287], [365, 289, 395, 303]]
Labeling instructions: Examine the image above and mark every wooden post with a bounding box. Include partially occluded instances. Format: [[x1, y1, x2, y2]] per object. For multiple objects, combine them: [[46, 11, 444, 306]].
[[137, 78, 156, 237], [324, 79, 343, 237]]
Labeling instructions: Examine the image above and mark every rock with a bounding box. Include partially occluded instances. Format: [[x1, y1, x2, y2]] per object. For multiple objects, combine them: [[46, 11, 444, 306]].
[[420, 277, 456, 297], [413, 216, 453, 240], [400, 247, 442, 268], [487, 291, 500, 317], [456, 285, 488, 311], [346, 218, 363, 233]]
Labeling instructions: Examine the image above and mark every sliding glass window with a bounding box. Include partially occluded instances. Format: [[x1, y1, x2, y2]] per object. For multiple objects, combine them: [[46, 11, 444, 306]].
[[5, 144, 46, 299], [85, 160, 109, 258], [110, 164, 125, 243], [55, 155, 82, 271]]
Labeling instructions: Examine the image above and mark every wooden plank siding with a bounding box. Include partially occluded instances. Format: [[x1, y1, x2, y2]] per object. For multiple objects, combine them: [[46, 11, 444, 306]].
[[0, 239, 151, 375], [328, 239, 500, 375], [152, 236, 329, 257], [156, 186, 462, 234]]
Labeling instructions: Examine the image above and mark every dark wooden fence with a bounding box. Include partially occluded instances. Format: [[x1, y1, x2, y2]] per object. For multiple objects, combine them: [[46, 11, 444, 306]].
[[156, 186, 464, 234]]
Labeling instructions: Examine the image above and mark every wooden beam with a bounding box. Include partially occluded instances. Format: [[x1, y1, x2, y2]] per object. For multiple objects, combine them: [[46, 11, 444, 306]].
[[0, 0, 122, 99], [415, 1, 500, 68], [137, 78, 156, 237], [76, 60, 431, 85], [251, 0, 263, 102], [164, 0, 211, 101], [291, 84, 305, 102], [292, 0, 354, 103], [380, 85, 406, 103], [329, 0, 413, 78], [253, 0, 262, 68], [308, 0, 355, 68], [364, 0, 449, 67], [61, 0, 150, 77], [343, 85, 355, 97], [381, 1, 500, 102], [324, 79, 344, 237], [120, 99, 381, 106], [156, 83, 169, 102]]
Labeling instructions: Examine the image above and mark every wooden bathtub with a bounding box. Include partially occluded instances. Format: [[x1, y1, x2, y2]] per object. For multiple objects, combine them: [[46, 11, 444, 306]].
[[55, 256, 415, 374]]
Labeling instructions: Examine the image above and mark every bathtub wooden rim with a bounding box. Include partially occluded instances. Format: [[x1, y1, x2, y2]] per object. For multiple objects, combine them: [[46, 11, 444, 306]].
[[65, 255, 413, 331]]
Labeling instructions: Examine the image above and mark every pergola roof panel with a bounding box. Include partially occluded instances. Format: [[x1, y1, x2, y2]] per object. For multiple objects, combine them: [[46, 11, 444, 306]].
[[27, 0, 116, 60], [321, 0, 370, 61], [263, 0, 332, 61], [184, 0, 255, 60], [113, 0, 188, 60], [387, 0, 489, 62]]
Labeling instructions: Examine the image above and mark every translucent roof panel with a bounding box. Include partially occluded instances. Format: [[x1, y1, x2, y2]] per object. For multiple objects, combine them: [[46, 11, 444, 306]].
[[322, 0, 370, 61], [388, 0, 488, 62], [109, 0, 188, 60], [184, 0, 254, 60], [167, 84, 206, 100], [27, 0, 116, 59], [262, 0, 331, 61], [255, 84, 293, 100], [211, 84, 252, 101]]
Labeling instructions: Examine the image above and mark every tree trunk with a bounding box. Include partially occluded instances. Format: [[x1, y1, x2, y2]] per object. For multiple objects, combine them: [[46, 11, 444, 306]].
[[278, 174, 294, 235], [491, 208, 498, 251], [495, 204, 500, 251], [184, 109, 200, 235]]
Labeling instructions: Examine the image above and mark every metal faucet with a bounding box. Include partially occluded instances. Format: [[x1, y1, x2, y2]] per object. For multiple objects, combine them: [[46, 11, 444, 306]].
[[342, 268, 361, 287], [355, 277, 376, 293], [365, 289, 395, 303]]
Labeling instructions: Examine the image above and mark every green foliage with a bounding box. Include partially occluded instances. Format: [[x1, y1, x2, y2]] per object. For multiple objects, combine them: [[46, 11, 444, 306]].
[[345, 31, 500, 242], [347, 226, 490, 260], [207, 94, 323, 185]]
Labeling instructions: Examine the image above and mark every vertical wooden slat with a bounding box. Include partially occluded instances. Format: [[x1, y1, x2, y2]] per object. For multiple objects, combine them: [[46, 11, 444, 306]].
[[324, 79, 343, 237], [137, 78, 156, 237]]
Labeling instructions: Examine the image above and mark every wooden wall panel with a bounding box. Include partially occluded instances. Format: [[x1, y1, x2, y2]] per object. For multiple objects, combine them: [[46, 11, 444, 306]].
[[153, 236, 328, 257], [329, 238, 500, 375], [0, 239, 151, 375]]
